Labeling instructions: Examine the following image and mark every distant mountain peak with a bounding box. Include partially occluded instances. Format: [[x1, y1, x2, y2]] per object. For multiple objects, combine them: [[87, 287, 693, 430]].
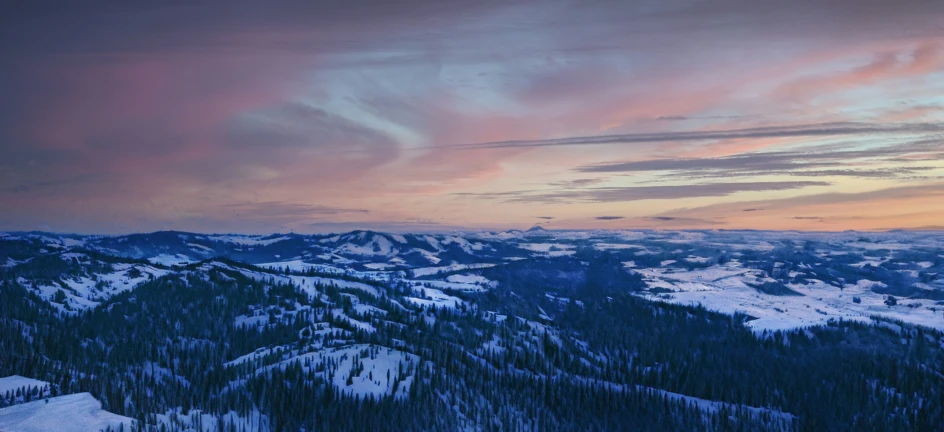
[[526, 225, 547, 232]]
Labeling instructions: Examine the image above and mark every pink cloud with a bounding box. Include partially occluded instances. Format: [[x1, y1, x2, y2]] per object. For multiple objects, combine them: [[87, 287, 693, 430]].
[[773, 42, 943, 105]]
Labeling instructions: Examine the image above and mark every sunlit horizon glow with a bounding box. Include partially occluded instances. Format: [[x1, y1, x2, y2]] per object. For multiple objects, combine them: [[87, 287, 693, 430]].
[[1, 1, 943, 234]]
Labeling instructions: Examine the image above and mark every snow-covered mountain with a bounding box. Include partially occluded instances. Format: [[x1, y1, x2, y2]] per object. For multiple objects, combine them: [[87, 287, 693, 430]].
[[2, 230, 524, 268], [1, 228, 943, 430], [4, 229, 942, 331]]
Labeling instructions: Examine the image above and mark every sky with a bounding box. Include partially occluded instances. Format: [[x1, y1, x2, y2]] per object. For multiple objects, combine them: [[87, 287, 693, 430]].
[[1, 0, 943, 234]]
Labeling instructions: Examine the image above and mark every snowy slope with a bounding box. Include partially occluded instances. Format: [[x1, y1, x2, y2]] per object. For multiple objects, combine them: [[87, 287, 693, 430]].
[[635, 262, 944, 332], [0, 393, 134, 432], [18, 262, 169, 313], [275, 344, 419, 399], [200, 261, 379, 297], [153, 408, 270, 432], [0, 376, 50, 397]]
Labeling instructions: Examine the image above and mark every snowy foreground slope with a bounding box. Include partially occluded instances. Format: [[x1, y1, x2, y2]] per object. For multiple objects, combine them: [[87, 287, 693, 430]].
[[0, 392, 133, 432], [0, 375, 267, 432]]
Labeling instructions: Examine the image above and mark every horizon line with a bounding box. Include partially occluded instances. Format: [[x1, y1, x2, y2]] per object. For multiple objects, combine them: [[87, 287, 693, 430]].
[[4, 226, 944, 238]]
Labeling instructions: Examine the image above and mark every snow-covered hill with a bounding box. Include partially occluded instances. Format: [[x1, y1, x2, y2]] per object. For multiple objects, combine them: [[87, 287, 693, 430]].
[[4, 228, 941, 331], [0, 392, 134, 432]]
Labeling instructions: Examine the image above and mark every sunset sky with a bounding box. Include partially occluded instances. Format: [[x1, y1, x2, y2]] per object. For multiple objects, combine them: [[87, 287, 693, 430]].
[[2, 0, 943, 234]]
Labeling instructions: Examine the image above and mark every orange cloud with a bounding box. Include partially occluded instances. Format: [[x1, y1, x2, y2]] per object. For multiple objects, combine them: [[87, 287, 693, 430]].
[[656, 182, 944, 230]]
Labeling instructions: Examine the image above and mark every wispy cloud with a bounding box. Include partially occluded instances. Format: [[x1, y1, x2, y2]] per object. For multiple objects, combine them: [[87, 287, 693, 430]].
[[224, 202, 369, 220], [643, 216, 723, 225], [447, 123, 944, 150], [548, 178, 604, 188], [656, 115, 749, 121], [656, 182, 944, 230], [5, 173, 100, 195], [576, 138, 944, 180], [461, 181, 829, 204]]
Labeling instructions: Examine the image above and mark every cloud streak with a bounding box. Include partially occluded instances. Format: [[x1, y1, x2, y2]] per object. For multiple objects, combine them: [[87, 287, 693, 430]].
[[462, 181, 830, 204], [654, 182, 944, 230], [446, 122, 944, 151], [576, 138, 944, 181], [224, 202, 369, 220]]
